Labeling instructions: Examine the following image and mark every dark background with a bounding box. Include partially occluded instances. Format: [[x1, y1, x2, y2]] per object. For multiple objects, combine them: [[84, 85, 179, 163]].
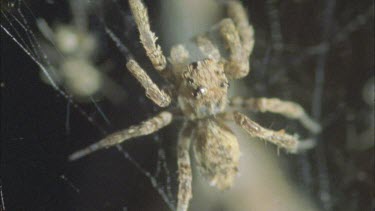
[[1, 0, 374, 210]]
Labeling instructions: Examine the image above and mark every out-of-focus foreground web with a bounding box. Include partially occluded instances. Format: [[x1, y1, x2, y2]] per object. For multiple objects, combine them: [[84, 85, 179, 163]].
[[1, 0, 177, 210]]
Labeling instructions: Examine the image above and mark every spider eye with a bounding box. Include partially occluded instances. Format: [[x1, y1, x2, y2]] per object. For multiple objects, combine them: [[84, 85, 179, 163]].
[[193, 86, 207, 97], [190, 62, 198, 69], [220, 81, 229, 88], [187, 78, 194, 85]]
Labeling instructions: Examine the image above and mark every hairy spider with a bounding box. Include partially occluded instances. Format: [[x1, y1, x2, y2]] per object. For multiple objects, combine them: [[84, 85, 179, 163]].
[[69, 0, 321, 210]]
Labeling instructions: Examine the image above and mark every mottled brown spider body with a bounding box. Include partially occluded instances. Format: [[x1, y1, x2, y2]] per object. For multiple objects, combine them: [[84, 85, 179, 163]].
[[69, 1, 321, 211], [194, 118, 240, 190], [178, 59, 228, 119], [178, 59, 239, 189]]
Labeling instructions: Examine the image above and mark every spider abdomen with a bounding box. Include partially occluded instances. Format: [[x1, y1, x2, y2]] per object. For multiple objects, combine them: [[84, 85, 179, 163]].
[[193, 119, 240, 190]]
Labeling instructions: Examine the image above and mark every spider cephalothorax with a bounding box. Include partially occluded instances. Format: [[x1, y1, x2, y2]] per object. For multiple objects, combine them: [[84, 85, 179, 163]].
[[69, 1, 321, 211], [178, 59, 228, 119]]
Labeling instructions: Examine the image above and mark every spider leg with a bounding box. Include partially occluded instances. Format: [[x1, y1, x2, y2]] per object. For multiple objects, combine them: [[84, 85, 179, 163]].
[[195, 35, 221, 61], [169, 44, 190, 65], [69, 111, 172, 161], [230, 97, 321, 134], [233, 111, 315, 153], [219, 1, 255, 79], [177, 122, 194, 211], [168, 44, 190, 84], [126, 59, 171, 107], [227, 0, 255, 58], [219, 18, 249, 79], [129, 0, 167, 72]]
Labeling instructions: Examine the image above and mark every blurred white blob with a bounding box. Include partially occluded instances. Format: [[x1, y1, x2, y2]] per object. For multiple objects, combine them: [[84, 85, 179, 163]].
[[61, 58, 101, 97], [37, 0, 127, 104], [54, 25, 96, 56]]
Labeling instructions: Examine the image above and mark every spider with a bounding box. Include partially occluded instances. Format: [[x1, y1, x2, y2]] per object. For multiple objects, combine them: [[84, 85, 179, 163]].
[[69, 0, 321, 210]]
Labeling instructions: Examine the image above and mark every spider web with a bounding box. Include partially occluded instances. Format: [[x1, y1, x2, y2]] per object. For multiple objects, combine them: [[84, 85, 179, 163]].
[[1, 0, 177, 210], [1, 0, 374, 211]]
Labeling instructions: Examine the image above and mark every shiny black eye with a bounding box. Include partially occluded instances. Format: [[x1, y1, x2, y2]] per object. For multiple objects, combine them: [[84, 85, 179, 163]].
[[192, 90, 199, 97], [187, 78, 194, 85], [220, 81, 229, 88], [192, 86, 207, 97], [190, 62, 198, 69]]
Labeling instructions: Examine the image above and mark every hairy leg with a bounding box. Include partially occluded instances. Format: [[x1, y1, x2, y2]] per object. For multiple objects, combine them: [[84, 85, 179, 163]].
[[195, 35, 221, 61], [170, 44, 190, 65], [69, 111, 172, 160], [126, 59, 171, 107], [169, 44, 190, 82], [219, 18, 249, 79], [233, 111, 315, 153], [230, 97, 321, 134], [129, 0, 167, 71], [227, 0, 255, 58], [177, 122, 194, 211], [219, 0, 255, 79]]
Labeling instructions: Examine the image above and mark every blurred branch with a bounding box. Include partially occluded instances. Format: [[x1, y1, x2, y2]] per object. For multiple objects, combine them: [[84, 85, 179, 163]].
[[311, 0, 336, 210]]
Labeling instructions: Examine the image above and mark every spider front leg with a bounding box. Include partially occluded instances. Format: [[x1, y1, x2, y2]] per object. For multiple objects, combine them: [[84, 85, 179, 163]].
[[177, 122, 194, 211], [219, 18, 249, 79], [227, 0, 255, 58], [126, 59, 171, 107], [220, 0, 255, 79], [170, 44, 190, 65], [233, 111, 315, 153], [129, 0, 167, 72], [69, 111, 172, 161], [195, 35, 221, 61], [169, 44, 190, 79], [230, 97, 321, 134]]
